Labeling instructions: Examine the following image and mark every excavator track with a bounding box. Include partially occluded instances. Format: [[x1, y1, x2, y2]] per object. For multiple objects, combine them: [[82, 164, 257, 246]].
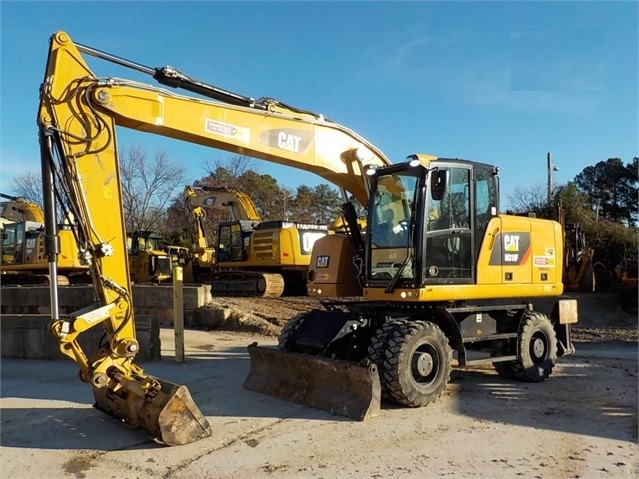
[[211, 271, 285, 297]]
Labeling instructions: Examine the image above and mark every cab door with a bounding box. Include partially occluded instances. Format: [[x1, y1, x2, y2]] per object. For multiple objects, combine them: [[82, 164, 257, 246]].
[[423, 166, 473, 283]]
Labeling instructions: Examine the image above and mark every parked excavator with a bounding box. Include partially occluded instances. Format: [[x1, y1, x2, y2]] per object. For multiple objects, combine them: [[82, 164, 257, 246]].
[[126, 230, 173, 283], [39, 31, 578, 438], [1, 193, 89, 284], [37, 31, 389, 444], [184, 184, 328, 295]]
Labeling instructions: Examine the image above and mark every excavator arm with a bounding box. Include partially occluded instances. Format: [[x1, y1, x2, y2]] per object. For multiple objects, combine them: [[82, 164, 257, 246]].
[[38, 32, 211, 445], [36, 30, 391, 442]]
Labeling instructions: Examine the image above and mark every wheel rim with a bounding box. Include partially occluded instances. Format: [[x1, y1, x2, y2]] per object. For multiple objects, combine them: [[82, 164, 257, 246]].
[[410, 342, 440, 388], [530, 331, 548, 362]]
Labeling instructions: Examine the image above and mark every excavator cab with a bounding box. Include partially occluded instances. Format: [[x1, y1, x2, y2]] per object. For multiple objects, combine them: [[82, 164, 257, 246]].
[[216, 220, 254, 262], [1, 221, 42, 266], [366, 160, 498, 287]]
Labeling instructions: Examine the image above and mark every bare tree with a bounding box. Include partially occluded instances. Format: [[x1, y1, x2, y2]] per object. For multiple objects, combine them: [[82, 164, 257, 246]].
[[505, 184, 550, 216], [202, 155, 257, 185], [10, 171, 44, 207], [119, 145, 187, 232]]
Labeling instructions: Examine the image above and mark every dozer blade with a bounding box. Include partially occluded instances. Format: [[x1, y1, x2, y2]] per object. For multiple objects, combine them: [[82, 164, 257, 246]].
[[93, 375, 212, 446], [244, 343, 381, 421]]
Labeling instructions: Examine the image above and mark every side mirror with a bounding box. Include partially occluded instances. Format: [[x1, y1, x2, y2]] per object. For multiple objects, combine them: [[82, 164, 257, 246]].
[[430, 170, 447, 201]]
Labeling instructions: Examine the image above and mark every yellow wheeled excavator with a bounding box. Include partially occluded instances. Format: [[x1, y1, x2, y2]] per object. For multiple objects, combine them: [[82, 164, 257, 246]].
[[184, 185, 327, 295], [38, 31, 578, 437], [36, 30, 389, 443]]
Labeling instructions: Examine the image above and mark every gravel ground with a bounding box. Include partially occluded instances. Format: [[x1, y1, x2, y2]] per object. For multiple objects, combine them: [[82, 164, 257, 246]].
[[1, 290, 636, 479]]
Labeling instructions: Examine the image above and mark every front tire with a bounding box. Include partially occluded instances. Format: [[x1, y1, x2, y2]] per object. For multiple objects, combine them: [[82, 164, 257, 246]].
[[512, 311, 557, 382], [382, 320, 452, 407], [278, 313, 307, 350], [368, 318, 407, 399]]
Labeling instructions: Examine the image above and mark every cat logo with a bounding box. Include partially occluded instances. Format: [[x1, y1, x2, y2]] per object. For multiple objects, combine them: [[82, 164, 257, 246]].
[[316, 255, 330, 268], [504, 234, 520, 252], [277, 131, 302, 153], [503, 234, 520, 262]]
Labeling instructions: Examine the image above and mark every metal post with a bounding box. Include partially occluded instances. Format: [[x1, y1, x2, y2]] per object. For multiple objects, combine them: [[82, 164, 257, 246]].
[[547, 152, 552, 206], [547, 152, 558, 207], [173, 266, 185, 363]]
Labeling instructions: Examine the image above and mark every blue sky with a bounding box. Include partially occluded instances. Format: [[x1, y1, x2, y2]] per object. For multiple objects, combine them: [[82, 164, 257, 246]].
[[1, 1, 637, 207]]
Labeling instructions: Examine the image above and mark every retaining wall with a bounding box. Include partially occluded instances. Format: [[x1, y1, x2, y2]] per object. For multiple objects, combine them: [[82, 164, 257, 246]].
[[1, 284, 212, 361]]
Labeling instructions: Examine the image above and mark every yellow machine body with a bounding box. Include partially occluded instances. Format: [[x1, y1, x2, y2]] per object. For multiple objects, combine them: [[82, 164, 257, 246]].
[[1, 196, 88, 284]]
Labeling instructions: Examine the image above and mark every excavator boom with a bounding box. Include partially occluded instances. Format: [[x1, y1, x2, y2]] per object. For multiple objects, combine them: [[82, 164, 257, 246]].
[[70, 35, 391, 207], [0, 194, 45, 223], [185, 185, 262, 222]]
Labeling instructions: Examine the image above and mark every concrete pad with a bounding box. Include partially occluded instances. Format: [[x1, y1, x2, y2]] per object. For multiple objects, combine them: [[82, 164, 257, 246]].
[[1, 329, 637, 479]]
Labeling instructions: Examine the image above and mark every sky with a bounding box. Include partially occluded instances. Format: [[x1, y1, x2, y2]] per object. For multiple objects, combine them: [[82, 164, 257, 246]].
[[1, 1, 637, 208]]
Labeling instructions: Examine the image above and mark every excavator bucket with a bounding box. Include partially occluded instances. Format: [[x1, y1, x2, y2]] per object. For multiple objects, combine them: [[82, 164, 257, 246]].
[[244, 343, 381, 421], [93, 375, 212, 446]]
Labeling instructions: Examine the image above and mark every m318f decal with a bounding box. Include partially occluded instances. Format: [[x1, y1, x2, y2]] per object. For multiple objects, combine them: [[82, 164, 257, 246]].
[[489, 232, 531, 266]]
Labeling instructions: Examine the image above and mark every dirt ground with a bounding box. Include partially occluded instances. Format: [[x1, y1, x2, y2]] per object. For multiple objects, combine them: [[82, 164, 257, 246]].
[[204, 290, 639, 343], [1, 290, 637, 479]]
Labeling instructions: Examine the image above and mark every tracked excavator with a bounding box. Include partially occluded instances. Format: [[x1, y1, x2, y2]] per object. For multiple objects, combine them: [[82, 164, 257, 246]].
[[1, 193, 89, 284], [184, 184, 327, 295], [37, 30, 390, 443]]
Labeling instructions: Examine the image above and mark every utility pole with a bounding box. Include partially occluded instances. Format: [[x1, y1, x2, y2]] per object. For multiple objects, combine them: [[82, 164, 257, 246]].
[[547, 152, 559, 206]]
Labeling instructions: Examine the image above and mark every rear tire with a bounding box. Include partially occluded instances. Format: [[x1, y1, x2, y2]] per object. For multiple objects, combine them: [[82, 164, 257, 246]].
[[511, 311, 557, 382], [382, 320, 452, 407], [491, 340, 518, 380]]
